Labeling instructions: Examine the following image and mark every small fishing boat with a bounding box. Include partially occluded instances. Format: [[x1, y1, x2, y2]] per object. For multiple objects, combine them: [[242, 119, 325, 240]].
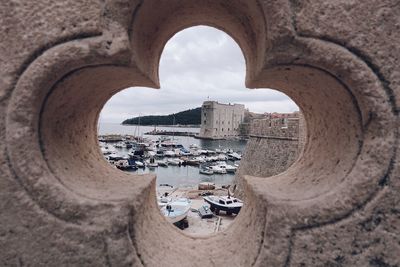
[[208, 165, 227, 174], [228, 152, 242, 160], [114, 159, 137, 170], [199, 167, 213, 175], [147, 157, 158, 168], [179, 148, 191, 156], [160, 198, 191, 223], [167, 158, 182, 166], [157, 160, 169, 167], [203, 195, 243, 215], [135, 161, 145, 168], [164, 150, 175, 157], [215, 161, 237, 173], [185, 158, 200, 166], [217, 154, 228, 161]]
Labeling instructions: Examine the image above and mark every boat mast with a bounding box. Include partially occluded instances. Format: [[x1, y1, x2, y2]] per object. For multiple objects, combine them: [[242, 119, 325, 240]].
[[138, 113, 141, 141], [172, 114, 175, 141]]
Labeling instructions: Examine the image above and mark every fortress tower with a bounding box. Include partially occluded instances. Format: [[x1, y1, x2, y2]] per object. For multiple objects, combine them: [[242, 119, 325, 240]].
[[198, 101, 245, 139]]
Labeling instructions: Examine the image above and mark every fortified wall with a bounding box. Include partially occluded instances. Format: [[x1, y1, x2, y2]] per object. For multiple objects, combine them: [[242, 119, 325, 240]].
[[1, 1, 399, 266], [237, 112, 305, 184]]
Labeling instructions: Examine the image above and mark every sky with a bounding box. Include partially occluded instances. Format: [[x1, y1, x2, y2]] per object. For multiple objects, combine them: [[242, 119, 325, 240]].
[[99, 26, 298, 123]]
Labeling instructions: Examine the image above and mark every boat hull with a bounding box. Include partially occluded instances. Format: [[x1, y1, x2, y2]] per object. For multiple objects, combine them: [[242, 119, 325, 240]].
[[203, 197, 242, 214]]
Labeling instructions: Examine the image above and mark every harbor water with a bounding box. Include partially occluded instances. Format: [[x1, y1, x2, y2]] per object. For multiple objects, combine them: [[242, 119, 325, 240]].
[[98, 123, 248, 187]]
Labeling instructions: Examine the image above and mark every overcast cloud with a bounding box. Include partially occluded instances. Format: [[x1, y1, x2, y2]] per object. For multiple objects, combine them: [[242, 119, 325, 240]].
[[100, 26, 298, 123]]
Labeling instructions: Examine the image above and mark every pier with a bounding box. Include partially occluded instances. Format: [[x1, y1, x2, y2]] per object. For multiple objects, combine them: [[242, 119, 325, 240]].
[[144, 129, 198, 137]]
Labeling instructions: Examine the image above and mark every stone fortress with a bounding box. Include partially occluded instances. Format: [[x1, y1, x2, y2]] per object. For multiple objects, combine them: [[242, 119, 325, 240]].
[[198, 101, 245, 139], [1, 1, 399, 266], [198, 100, 306, 180]]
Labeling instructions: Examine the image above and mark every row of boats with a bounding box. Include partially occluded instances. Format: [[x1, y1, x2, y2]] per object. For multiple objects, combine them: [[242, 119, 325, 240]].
[[100, 137, 242, 175]]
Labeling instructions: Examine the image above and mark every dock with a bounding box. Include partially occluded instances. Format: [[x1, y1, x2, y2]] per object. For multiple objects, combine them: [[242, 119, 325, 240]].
[[144, 130, 198, 137]]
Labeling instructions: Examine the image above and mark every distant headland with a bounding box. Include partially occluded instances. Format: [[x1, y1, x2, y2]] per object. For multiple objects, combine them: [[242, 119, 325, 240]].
[[122, 107, 201, 126]]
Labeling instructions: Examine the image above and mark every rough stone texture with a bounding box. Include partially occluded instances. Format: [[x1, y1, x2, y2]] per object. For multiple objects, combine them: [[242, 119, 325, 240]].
[[237, 137, 300, 184], [237, 113, 305, 182], [0, 0, 399, 266]]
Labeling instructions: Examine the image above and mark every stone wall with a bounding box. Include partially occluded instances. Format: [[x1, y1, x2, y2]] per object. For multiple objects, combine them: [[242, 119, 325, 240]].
[[235, 113, 305, 195], [237, 137, 300, 180], [1, 1, 399, 266], [249, 116, 300, 138]]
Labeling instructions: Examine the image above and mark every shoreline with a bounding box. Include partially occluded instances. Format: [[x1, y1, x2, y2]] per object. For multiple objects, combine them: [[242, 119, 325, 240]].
[[121, 124, 201, 128], [157, 185, 238, 236]]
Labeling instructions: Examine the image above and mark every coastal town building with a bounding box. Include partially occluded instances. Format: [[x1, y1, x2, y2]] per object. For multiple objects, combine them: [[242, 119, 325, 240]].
[[198, 101, 245, 139]]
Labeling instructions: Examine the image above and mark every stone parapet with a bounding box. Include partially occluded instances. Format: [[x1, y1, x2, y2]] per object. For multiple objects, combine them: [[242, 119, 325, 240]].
[[0, 1, 398, 266]]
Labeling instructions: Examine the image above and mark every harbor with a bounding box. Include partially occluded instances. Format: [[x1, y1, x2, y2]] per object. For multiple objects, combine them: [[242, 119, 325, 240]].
[[99, 123, 247, 234]]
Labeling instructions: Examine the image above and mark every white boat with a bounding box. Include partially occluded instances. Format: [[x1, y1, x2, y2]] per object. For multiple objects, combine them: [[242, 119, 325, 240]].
[[203, 195, 243, 215], [160, 198, 191, 223], [164, 150, 175, 157], [157, 195, 172, 208], [216, 161, 237, 173], [190, 150, 201, 156], [199, 167, 213, 175], [217, 154, 228, 161], [167, 158, 182, 166], [208, 165, 227, 174], [208, 156, 218, 162], [135, 161, 145, 168], [157, 160, 169, 167], [228, 152, 242, 160], [198, 149, 208, 154], [192, 156, 206, 163], [147, 157, 158, 168]]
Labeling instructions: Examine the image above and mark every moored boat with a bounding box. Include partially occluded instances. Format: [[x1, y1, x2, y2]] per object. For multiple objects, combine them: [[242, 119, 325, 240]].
[[228, 152, 242, 160], [147, 157, 158, 168], [215, 161, 237, 173], [208, 165, 227, 174], [199, 167, 213, 175], [167, 158, 183, 166], [157, 160, 169, 167]]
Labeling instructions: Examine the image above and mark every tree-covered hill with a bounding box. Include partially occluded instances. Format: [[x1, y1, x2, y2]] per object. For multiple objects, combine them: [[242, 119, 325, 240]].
[[122, 107, 201, 125]]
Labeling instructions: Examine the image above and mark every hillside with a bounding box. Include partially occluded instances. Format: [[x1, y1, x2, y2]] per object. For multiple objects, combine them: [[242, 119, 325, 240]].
[[122, 107, 201, 126]]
